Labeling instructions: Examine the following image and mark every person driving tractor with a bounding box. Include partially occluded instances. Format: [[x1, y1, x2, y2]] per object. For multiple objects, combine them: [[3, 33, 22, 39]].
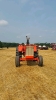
[[26, 36, 30, 44]]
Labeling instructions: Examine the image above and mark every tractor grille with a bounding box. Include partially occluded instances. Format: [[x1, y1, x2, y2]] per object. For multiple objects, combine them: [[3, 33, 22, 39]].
[[26, 46, 34, 56]]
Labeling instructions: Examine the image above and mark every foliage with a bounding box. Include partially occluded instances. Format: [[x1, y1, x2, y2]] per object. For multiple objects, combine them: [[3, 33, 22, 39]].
[[0, 41, 52, 48], [0, 41, 3, 48], [0, 41, 19, 48]]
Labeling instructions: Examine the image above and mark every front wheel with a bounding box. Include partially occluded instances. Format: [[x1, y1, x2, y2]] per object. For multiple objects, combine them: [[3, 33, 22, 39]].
[[38, 55, 43, 67]]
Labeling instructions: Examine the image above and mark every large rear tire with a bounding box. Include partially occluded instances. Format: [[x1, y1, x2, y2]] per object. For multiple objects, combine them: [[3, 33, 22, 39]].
[[15, 56, 20, 67], [38, 55, 43, 66], [16, 47, 19, 56]]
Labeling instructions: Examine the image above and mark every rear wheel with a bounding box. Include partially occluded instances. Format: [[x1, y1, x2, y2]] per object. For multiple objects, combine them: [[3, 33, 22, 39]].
[[15, 56, 20, 67], [38, 55, 43, 66], [16, 47, 18, 51], [34, 52, 38, 58], [16, 47, 19, 56]]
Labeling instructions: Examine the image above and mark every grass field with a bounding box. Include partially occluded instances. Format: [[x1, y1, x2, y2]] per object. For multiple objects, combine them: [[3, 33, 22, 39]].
[[0, 48, 56, 100]]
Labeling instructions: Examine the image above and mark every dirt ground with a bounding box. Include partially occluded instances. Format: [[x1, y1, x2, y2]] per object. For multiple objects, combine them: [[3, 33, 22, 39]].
[[0, 48, 56, 100]]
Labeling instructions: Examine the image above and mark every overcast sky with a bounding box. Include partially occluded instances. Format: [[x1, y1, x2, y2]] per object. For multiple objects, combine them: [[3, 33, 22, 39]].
[[0, 0, 56, 43]]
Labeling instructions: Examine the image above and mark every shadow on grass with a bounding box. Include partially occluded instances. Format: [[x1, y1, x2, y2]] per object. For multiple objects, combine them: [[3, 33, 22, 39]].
[[15, 61, 45, 67], [27, 61, 44, 66], [26, 61, 45, 67], [26, 61, 38, 66]]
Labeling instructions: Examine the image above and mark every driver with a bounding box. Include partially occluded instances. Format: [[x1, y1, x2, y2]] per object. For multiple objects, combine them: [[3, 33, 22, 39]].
[[26, 36, 30, 44]]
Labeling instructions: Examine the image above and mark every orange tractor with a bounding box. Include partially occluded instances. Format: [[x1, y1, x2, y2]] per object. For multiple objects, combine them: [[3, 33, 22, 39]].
[[15, 36, 43, 67]]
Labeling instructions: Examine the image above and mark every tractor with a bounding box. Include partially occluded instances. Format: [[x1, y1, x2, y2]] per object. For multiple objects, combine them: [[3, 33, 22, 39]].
[[38, 45, 48, 50], [15, 36, 43, 67], [52, 45, 56, 50]]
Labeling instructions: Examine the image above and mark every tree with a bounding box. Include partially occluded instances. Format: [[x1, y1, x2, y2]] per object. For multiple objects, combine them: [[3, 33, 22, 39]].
[[0, 41, 3, 48]]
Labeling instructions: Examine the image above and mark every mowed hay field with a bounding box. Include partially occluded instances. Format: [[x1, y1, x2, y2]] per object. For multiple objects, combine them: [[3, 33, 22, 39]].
[[0, 48, 56, 100]]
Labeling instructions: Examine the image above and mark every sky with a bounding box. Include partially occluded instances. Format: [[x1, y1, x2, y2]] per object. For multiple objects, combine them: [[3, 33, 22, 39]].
[[0, 0, 56, 43]]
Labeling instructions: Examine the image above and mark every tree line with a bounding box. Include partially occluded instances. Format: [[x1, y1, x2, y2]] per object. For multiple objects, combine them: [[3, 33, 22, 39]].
[[0, 41, 52, 48], [0, 41, 19, 48]]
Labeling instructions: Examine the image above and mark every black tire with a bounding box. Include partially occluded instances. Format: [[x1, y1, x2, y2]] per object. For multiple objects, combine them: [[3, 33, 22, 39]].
[[38, 55, 43, 66], [16, 47, 18, 51], [16, 47, 19, 56], [34, 52, 38, 58], [15, 56, 20, 67], [16, 51, 19, 56]]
